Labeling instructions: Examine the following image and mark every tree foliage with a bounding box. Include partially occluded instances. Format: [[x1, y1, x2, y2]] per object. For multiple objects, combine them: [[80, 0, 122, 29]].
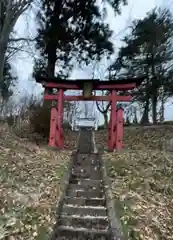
[[34, 0, 127, 78], [109, 7, 173, 123]]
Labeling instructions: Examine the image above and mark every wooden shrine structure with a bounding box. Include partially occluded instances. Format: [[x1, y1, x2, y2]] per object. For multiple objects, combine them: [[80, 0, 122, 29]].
[[36, 76, 144, 151]]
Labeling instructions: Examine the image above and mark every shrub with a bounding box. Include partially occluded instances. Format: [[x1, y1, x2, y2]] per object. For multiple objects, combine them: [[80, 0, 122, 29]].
[[29, 102, 51, 138]]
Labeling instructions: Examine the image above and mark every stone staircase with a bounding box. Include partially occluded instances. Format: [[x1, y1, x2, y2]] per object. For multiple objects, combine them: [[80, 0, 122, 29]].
[[51, 129, 114, 239]]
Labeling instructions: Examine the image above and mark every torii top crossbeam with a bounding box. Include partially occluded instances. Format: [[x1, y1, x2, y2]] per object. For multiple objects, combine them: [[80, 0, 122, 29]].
[[35, 75, 145, 91]]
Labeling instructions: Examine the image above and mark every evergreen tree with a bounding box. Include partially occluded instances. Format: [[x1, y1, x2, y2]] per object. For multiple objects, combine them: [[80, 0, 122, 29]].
[[34, 0, 127, 78], [109, 8, 173, 124]]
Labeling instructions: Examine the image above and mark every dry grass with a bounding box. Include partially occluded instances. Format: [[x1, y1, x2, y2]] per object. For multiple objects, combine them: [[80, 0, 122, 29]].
[[0, 124, 72, 240], [96, 125, 173, 151], [96, 126, 173, 239]]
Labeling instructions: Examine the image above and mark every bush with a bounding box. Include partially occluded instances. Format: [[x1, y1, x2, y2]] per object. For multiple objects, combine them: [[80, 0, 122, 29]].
[[29, 102, 72, 138], [1, 95, 73, 140], [29, 102, 51, 138]]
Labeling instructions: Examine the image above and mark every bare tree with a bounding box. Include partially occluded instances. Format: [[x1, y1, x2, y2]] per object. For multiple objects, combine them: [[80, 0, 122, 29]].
[[0, 0, 33, 92], [96, 95, 110, 127], [90, 60, 111, 127]]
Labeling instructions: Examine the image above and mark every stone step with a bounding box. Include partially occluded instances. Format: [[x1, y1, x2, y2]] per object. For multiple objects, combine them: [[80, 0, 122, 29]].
[[62, 205, 107, 217], [71, 170, 102, 180], [64, 197, 106, 206], [72, 162, 101, 168], [73, 155, 100, 165], [72, 165, 101, 172], [59, 215, 109, 229], [69, 178, 103, 186], [66, 189, 104, 198], [75, 153, 98, 159], [77, 144, 93, 153], [73, 158, 101, 165], [67, 183, 103, 192], [54, 226, 111, 240]]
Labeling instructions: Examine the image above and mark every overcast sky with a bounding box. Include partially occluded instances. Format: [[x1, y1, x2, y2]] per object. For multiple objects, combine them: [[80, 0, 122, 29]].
[[11, 0, 173, 122]]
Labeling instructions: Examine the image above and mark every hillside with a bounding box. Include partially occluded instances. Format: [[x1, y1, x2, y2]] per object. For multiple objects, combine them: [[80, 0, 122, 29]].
[[96, 126, 173, 239], [1, 124, 173, 239], [0, 125, 72, 240]]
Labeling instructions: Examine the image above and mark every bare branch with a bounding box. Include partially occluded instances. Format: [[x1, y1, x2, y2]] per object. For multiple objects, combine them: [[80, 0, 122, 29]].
[[0, 0, 34, 85], [96, 100, 111, 114]]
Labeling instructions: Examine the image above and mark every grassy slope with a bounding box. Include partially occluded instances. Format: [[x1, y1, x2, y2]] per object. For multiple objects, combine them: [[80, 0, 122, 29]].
[[0, 125, 72, 240], [96, 126, 173, 240]]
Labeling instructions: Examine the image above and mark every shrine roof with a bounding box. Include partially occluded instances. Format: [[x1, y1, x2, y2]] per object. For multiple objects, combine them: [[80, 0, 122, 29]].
[[35, 75, 145, 87]]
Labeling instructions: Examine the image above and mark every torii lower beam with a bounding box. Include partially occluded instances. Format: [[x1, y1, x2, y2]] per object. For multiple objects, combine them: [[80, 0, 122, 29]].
[[44, 94, 132, 102]]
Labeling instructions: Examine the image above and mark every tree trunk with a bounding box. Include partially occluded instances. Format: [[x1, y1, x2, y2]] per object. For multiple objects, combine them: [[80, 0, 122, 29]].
[[140, 99, 150, 125], [0, 29, 8, 76], [160, 97, 164, 123], [103, 112, 108, 128], [152, 94, 157, 124], [150, 55, 158, 124], [46, 46, 57, 111], [133, 111, 138, 124], [47, 46, 57, 77], [0, 42, 6, 100]]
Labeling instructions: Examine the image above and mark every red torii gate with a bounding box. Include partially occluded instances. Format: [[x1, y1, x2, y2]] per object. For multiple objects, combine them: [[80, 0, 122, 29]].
[[36, 76, 144, 151]]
